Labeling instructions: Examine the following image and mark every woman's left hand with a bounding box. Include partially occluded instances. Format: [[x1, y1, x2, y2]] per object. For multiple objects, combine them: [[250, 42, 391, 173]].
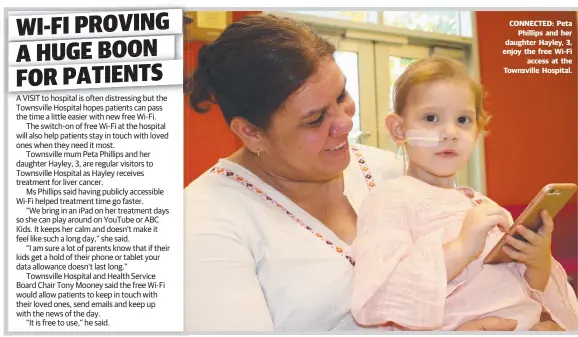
[[455, 316, 517, 331], [531, 320, 565, 331]]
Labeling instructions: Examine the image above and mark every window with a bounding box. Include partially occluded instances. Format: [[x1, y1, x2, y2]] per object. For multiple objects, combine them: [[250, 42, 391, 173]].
[[283, 10, 472, 37], [288, 11, 377, 24], [382, 11, 460, 36], [388, 56, 421, 111], [334, 51, 362, 144]]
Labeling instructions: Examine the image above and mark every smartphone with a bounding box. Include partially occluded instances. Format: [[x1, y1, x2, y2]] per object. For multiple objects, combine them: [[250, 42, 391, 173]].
[[483, 183, 577, 265]]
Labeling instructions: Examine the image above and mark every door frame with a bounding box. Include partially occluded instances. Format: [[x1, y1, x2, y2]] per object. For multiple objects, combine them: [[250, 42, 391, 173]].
[[374, 44, 430, 153], [328, 37, 379, 147]]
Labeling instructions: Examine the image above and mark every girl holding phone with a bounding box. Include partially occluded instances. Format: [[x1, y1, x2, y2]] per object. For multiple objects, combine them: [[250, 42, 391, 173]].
[[350, 56, 578, 331]]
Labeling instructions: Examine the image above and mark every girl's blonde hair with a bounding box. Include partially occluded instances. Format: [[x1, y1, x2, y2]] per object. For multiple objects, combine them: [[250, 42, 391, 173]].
[[392, 56, 490, 131]]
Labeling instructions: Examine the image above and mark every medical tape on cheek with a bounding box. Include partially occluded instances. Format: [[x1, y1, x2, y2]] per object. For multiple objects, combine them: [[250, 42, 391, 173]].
[[403, 129, 442, 148]]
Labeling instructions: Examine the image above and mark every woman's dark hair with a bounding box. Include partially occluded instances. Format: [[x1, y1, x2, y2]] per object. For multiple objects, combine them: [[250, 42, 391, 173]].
[[185, 14, 336, 130]]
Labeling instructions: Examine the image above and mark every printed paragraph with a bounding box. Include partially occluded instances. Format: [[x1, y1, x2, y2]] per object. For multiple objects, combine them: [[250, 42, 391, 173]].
[[9, 89, 183, 331], [503, 19, 574, 75]]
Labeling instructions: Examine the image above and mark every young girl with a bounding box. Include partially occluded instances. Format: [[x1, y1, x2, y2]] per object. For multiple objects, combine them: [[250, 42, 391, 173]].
[[350, 56, 578, 331]]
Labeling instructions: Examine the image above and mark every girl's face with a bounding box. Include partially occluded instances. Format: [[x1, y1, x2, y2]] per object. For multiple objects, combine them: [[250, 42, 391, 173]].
[[397, 79, 479, 186]]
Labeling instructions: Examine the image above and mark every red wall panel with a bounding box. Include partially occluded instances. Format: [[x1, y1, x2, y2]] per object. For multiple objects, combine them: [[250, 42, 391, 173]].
[[477, 11, 578, 284], [477, 11, 577, 205]]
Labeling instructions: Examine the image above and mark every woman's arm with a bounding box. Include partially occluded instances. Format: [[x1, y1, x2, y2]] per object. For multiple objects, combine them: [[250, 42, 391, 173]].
[[184, 206, 274, 331]]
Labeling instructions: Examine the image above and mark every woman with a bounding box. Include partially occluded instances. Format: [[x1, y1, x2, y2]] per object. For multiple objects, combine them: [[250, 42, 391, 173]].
[[183, 13, 564, 331]]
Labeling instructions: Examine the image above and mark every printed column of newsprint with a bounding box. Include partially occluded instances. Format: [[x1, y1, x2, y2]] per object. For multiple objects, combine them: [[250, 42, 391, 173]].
[[7, 9, 184, 332]]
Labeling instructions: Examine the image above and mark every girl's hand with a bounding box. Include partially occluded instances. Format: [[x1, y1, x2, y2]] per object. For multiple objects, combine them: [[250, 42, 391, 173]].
[[457, 201, 511, 260], [502, 210, 553, 291]]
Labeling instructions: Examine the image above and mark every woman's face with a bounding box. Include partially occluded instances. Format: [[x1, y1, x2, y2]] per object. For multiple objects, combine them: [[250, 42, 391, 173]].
[[262, 58, 355, 182]]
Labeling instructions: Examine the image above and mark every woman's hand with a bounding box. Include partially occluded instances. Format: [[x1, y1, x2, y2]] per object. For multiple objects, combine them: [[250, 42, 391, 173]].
[[503, 210, 553, 291], [455, 316, 517, 331], [531, 320, 565, 331]]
